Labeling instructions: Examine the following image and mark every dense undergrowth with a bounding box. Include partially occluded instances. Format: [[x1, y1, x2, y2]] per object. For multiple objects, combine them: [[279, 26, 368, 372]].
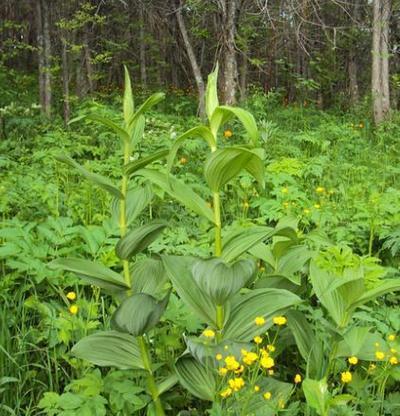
[[1, 70, 400, 415]]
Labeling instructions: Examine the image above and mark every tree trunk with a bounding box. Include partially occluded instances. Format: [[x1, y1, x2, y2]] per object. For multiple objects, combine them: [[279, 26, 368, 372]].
[[61, 36, 70, 125], [175, 0, 205, 119], [139, 4, 147, 88], [83, 31, 94, 93], [239, 53, 247, 102], [348, 0, 360, 105], [221, 0, 238, 105], [372, 0, 391, 124], [36, 0, 52, 118]]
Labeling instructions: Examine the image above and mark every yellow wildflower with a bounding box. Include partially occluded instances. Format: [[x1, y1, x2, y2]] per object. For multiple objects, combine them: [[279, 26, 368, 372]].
[[359, 123, 364, 129], [220, 387, 232, 398], [294, 374, 302, 384], [375, 351, 385, 360], [341, 371, 352, 384], [224, 129, 233, 138], [66, 291, 76, 300], [254, 385, 260, 392], [243, 352, 258, 366], [390, 348, 397, 354], [314, 203, 321, 209], [235, 365, 244, 374], [243, 201, 249, 209], [228, 377, 245, 391], [303, 208, 310, 214], [218, 367, 228, 376], [389, 356, 398, 365], [281, 187, 289, 194], [368, 364, 376, 372], [203, 329, 215, 339], [254, 336, 263, 344], [216, 353, 223, 361], [225, 356, 240, 371], [273, 316, 287, 326], [260, 356, 274, 369], [268, 369, 274, 375], [180, 157, 188, 165], [348, 356, 358, 365], [267, 344, 275, 352], [388, 334, 396, 342], [254, 316, 265, 326], [283, 201, 289, 208], [263, 391, 272, 400], [69, 304, 78, 315], [315, 186, 325, 193]]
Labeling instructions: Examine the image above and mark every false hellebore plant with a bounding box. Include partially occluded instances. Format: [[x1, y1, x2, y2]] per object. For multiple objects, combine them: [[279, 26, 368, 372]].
[[51, 66, 302, 415]]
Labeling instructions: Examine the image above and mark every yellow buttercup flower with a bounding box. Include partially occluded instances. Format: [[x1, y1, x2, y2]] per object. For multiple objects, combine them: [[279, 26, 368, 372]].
[[69, 304, 78, 315], [390, 348, 397, 354], [315, 186, 325, 193], [203, 329, 215, 338], [389, 356, 398, 365], [66, 291, 76, 300], [218, 367, 228, 376], [254, 336, 263, 344], [254, 385, 260, 392], [234, 365, 244, 374], [220, 387, 232, 398], [267, 344, 275, 352], [281, 187, 289, 194], [273, 316, 287, 326], [375, 351, 385, 360], [348, 356, 358, 365], [216, 353, 223, 361], [225, 356, 240, 371], [268, 369, 274, 375], [260, 356, 274, 369], [388, 334, 396, 342], [228, 377, 245, 391], [341, 371, 352, 384], [294, 374, 302, 384], [263, 391, 272, 400], [254, 316, 265, 326], [224, 129, 233, 138], [243, 352, 258, 365], [313, 203, 321, 209], [303, 208, 310, 214], [180, 157, 188, 165]]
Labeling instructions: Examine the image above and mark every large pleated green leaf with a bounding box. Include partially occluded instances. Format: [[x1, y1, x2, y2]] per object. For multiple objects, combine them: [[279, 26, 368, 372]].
[[287, 310, 326, 379], [55, 154, 123, 199], [162, 255, 217, 325], [204, 146, 264, 192], [192, 257, 256, 305], [349, 279, 400, 310], [125, 150, 168, 176], [205, 64, 219, 123], [123, 65, 134, 126], [112, 292, 169, 336], [49, 258, 128, 291], [72, 331, 143, 369], [131, 258, 168, 296], [134, 169, 215, 224], [115, 221, 167, 260], [210, 106, 259, 145], [77, 114, 130, 143], [174, 355, 216, 401], [222, 288, 301, 341], [302, 378, 330, 416], [166, 126, 216, 174], [111, 184, 153, 227]]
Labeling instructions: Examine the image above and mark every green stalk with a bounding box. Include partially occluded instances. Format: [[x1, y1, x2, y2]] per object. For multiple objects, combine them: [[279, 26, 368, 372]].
[[137, 335, 165, 416], [120, 140, 131, 287]]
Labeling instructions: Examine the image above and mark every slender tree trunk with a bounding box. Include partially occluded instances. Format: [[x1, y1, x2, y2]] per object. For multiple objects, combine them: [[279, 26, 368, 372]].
[[239, 53, 247, 102], [175, 0, 205, 118], [372, 0, 391, 124], [381, 0, 390, 116], [348, 0, 360, 105], [221, 0, 238, 104], [139, 4, 147, 88], [83, 31, 94, 93], [61, 36, 70, 125], [36, 0, 52, 118]]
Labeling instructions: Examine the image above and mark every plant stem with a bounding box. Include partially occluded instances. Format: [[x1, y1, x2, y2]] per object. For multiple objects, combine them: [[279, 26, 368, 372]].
[[120, 140, 131, 287], [213, 191, 222, 257], [137, 335, 165, 416]]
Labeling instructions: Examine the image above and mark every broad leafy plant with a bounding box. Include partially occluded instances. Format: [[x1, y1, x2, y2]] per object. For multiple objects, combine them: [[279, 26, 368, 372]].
[[51, 67, 171, 415]]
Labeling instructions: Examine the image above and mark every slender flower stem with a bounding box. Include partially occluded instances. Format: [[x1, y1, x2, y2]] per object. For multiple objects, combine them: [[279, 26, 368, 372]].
[[120, 140, 131, 287], [137, 336, 165, 416]]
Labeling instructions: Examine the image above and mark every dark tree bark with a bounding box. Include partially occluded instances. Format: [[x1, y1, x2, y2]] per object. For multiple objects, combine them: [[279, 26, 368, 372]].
[[36, 0, 52, 118], [61, 36, 70, 125], [139, 4, 147, 87]]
